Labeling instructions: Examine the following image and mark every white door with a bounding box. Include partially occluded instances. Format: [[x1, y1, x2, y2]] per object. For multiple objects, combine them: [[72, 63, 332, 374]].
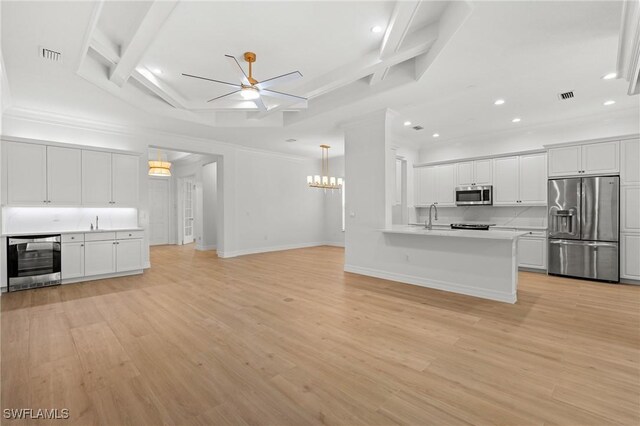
[[61, 242, 85, 279], [581, 141, 619, 175], [149, 178, 169, 245], [548, 145, 581, 177], [6, 142, 47, 205], [82, 150, 112, 206], [621, 139, 640, 185], [112, 154, 139, 206], [84, 240, 116, 276], [435, 164, 456, 206], [116, 239, 143, 272], [474, 159, 493, 185], [493, 156, 519, 205], [456, 161, 474, 186], [183, 178, 195, 244], [518, 153, 547, 205], [47, 146, 82, 206]]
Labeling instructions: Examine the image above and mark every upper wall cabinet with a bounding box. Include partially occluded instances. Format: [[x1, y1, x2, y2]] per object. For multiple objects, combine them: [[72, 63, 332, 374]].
[[415, 164, 455, 207], [456, 159, 493, 186], [494, 153, 547, 206], [5, 142, 82, 206], [6, 142, 48, 206], [82, 151, 139, 207], [621, 139, 640, 185], [548, 141, 619, 177]]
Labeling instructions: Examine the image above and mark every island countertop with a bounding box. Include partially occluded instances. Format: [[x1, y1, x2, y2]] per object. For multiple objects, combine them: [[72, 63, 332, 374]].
[[381, 225, 528, 240]]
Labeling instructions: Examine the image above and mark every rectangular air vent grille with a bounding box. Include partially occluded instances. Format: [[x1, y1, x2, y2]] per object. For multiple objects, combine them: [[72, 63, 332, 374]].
[[39, 47, 62, 62], [412, 125, 424, 131], [558, 91, 574, 100]]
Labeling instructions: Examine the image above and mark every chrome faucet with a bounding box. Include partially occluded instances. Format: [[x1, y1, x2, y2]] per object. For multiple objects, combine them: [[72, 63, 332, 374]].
[[95, 216, 99, 230], [425, 203, 438, 230]]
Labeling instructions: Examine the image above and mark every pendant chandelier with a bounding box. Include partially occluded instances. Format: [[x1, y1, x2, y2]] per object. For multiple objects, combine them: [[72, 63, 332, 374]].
[[307, 145, 343, 190], [148, 151, 172, 177]]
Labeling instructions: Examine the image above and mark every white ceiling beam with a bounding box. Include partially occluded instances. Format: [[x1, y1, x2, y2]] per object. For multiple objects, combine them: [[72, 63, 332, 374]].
[[109, 0, 179, 87], [370, 0, 422, 85], [1, 52, 13, 113], [616, 0, 640, 95], [414, 1, 472, 81], [91, 28, 120, 64], [76, 0, 104, 72], [132, 68, 187, 109]]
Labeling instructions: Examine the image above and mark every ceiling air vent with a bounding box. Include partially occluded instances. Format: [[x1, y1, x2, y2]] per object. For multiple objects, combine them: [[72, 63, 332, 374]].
[[285, 138, 297, 142], [558, 91, 574, 100], [39, 46, 62, 62], [412, 125, 424, 131]]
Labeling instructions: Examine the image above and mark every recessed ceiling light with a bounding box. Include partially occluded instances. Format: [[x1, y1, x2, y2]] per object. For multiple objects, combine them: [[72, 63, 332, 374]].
[[371, 26, 383, 33], [494, 99, 505, 105], [403, 121, 412, 126], [512, 118, 521, 123], [151, 67, 163, 75], [603, 100, 616, 106], [602, 72, 617, 80], [432, 133, 440, 138]]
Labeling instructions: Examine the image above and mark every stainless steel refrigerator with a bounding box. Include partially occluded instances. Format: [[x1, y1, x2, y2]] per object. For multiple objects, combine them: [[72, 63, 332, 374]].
[[548, 176, 619, 282]]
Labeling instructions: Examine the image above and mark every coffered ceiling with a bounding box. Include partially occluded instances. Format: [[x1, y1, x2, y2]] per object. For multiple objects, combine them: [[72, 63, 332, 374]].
[[1, 1, 637, 158]]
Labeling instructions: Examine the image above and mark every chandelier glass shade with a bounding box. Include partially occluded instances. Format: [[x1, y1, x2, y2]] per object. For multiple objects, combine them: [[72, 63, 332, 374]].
[[307, 145, 343, 190], [148, 151, 172, 177]]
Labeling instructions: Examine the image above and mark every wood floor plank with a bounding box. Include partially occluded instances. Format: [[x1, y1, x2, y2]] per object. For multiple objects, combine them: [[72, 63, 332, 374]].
[[1, 245, 639, 425]]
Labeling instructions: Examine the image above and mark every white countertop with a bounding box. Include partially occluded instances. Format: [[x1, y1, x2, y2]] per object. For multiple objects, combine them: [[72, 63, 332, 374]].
[[382, 225, 528, 240], [409, 222, 547, 231], [2, 228, 144, 237]]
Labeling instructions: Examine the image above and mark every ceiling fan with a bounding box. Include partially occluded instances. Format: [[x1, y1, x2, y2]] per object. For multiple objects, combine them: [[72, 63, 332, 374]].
[[182, 52, 307, 111]]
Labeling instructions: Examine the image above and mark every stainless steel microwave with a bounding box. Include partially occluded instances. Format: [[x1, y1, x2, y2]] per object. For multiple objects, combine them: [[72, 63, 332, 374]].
[[455, 185, 493, 206]]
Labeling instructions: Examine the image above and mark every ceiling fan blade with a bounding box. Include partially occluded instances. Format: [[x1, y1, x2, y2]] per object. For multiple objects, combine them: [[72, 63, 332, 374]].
[[261, 89, 307, 102], [254, 71, 303, 90], [182, 73, 241, 89], [207, 90, 240, 103], [224, 54, 250, 85], [253, 96, 268, 111]]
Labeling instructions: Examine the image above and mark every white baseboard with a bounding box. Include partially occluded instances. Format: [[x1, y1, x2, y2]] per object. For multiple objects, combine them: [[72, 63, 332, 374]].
[[219, 241, 342, 258], [62, 269, 143, 285], [343, 264, 517, 304], [196, 244, 217, 251]]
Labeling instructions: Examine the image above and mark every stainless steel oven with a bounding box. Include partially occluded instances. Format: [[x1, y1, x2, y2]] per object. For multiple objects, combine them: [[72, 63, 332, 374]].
[[455, 185, 493, 206], [7, 235, 61, 292]]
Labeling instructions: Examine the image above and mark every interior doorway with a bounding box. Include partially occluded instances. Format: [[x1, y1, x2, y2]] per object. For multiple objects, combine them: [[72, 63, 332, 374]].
[[182, 177, 195, 245]]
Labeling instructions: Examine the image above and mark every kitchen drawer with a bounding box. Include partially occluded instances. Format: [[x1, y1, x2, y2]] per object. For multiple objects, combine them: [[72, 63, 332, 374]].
[[518, 230, 546, 238], [116, 230, 144, 240], [84, 232, 116, 242], [62, 233, 84, 243]]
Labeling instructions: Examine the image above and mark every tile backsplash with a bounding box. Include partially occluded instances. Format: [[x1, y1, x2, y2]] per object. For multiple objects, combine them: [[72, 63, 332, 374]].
[[2, 207, 139, 234], [415, 206, 547, 228]]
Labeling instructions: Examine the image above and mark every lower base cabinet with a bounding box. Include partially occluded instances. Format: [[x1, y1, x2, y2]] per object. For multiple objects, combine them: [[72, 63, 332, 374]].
[[518, 232, 547, 270], [621, 234, 640, 280], [116, 239, 143, 272], [61, 242, 85, 279], [85, 240, 116, 276]]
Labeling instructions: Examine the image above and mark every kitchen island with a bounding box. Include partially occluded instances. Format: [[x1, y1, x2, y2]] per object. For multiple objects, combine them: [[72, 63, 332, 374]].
[[348, 226, 527, 303]]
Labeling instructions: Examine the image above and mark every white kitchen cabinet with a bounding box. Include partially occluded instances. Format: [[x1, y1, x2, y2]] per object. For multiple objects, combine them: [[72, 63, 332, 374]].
[[457, 159, 492, 186], [621, 234, 640, 280], [82, 150, 112, 206], [548, 141, 619, 177], [415, 166, 435, 206], [495, 154, 546, 206], [621, 138, 640, 185], [435, 164, 456, 206], [47, 146, 82, 205], [116, 239, 143, 272], [494, 156, 519, 205], [84, 240, 116, 276], [112, 154, 139, 206], [518, 233, 547, 270], [62, 242, 85, 279], [518, 153, 547, 205], [621, 185, 640, 233], [6, 142, 47, 205]]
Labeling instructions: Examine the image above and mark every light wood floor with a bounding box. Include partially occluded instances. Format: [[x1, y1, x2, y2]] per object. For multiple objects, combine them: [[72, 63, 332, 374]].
[[2, 245, 639, 425]]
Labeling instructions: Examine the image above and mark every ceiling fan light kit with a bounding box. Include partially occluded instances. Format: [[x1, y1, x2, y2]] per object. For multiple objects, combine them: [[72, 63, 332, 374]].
[[182, 51, 307, 111]]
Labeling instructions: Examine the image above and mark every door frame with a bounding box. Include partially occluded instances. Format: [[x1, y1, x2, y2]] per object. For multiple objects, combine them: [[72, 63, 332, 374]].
[[177, 175, 196, 245]]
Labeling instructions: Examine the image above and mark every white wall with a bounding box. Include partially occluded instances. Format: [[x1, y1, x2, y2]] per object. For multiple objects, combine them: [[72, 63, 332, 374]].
[[322, 155, 345, 246], [202, 162, 217, 250], [419, 107, 640, 163]]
